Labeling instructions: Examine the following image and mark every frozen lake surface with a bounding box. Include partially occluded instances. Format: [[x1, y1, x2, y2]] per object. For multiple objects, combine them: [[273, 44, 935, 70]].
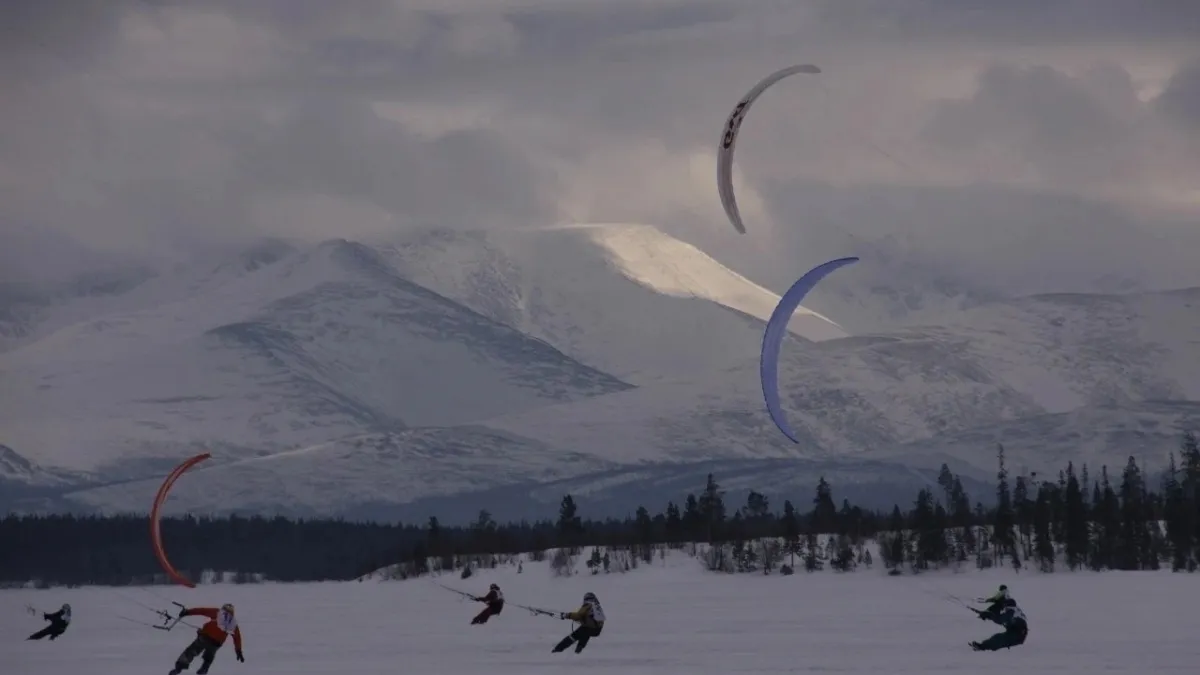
[[6, 551, 1196, 675]]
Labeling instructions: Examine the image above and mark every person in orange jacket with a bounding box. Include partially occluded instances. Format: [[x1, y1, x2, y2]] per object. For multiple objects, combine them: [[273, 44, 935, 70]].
[[168, 603, 244, 675]]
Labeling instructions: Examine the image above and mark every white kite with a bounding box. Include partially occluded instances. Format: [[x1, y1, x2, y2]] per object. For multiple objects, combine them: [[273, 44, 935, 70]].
[[717, 64, 821, 235]]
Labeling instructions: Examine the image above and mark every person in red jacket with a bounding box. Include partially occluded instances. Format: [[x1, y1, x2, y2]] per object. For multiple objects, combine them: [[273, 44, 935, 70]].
[[470, 583, 505, 624], [168, 603, 245, 675]]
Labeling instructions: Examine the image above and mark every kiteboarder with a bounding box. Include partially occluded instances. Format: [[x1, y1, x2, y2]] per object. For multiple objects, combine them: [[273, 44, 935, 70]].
[[168, 604, 244, 675], [977, 584, 1012, 617], [552, 592, 606, 654], [971, 598, 1028, 652], [470, 583, 505, 625], [27, 603, 71, 641]]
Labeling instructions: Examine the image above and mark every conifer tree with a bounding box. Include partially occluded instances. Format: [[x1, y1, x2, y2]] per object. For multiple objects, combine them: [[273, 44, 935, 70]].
[[1014, 474, 1033, 560], [557, 496, 584, 550], [1063, 463, 1088, 569], [1117, 457, 1151, 570], [812, 476, 838, 534], [780, 500, 801, 567], [1032, 481, 1056, 572], [993, 445, 1016, 563], [664, 502, 683, 545], [1162, 453, 1191, 571], [697, 474, 727, 543]]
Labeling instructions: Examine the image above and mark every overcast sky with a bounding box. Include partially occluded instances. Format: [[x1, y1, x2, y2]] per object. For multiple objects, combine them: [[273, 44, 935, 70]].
[[2, 0, 1198, 297]]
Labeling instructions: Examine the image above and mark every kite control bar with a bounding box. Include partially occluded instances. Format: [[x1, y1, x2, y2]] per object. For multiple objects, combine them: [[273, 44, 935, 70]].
[[153, 601, 188, 631]]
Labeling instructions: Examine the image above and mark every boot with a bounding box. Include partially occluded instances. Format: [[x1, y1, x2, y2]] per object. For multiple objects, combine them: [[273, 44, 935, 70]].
[[551, 637, 573, 653]]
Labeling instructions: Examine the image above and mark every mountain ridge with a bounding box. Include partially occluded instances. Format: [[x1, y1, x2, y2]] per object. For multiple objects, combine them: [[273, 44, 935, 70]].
[[2, 226, 1197, 520]]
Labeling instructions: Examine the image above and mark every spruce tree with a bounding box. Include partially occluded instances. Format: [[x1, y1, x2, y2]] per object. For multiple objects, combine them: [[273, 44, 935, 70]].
[[697, 474, 727, 543], [885, 505, 907, 572], [557, 495, 584, 550], [1032, 481, 1056, 572], [993, 445, 1016, 563], [745, 490, 771, 526], [812, 476, 838, 534], [937, 463, 956, 507], [634, 507, 655, 562], [664, 502, 683, 545], [780, 500, 801, 567], [1089, 468, 1121, 570], [1118, 457, 1154, 570], [1162, 453, 1191, 571], [911, 489, 934, 571], [683, 494, 702, 540], [1063, 463, 1088, 569], [1014, 474, 1033, 560], [1182, 432, 1200, 568]]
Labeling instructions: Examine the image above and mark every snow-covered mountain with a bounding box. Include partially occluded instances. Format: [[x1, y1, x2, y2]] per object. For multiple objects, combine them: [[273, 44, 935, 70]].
[[0, 238, 629, 475], [479, 286, 1200, 466], [2, 226, 1198, 522], [378, 224, 849, 383], [59, 426, 621, 518]]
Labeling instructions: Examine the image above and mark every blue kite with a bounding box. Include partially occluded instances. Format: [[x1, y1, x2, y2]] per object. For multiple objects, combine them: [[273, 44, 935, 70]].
[[760, 256, 859, 443]]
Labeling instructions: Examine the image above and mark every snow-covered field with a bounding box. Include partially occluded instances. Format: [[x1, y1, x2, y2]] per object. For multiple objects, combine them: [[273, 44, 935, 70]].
[[5, 551, 1194, 675]]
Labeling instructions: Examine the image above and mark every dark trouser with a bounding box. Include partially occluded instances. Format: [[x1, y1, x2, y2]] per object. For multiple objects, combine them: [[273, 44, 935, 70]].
[[174, 634, 221, 674], [976, 625, 1027, 651], [471, 604, 503, 624], [552, 624, 603, 654], [27, 622, 67, 641]]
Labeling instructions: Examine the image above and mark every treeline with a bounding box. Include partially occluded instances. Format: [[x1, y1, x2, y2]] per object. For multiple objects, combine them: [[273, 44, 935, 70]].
[[3, 433, 1199, 587]]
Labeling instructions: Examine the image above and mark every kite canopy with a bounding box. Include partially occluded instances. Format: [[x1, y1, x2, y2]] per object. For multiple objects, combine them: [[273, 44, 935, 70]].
[[760, 257, 858, 443], [717, 64, 822, 235], [150, 452, 211, 588]]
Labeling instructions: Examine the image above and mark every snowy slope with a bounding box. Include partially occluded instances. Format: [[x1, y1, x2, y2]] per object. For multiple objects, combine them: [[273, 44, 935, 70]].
[[0, 240, 629, 474], [481, 287, 1200, 470], [4, 558, 1194, 675], [379, 224, 848, 383], [0, 444, 80, 487], [20, 286, 1199, 521], [4, 225, 1200, 520], [875, 400, 1200, 478], [61, 426, 618, 517]]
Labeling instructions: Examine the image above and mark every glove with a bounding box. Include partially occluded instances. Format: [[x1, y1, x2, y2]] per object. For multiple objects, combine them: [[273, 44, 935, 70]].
[[43, 613, 49, 620], [236, 650, 245, 663], [560, 613, 569, 620]]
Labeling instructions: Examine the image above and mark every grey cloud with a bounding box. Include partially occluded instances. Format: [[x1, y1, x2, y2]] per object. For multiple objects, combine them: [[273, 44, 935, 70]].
[[0, 0, 556, 281], [920, 63, 1146, 188], [238, 98, 554, 232], [2, 0, 1199, 300], [1156, 59, 1200, 128], [810, 0, 1200, 42]]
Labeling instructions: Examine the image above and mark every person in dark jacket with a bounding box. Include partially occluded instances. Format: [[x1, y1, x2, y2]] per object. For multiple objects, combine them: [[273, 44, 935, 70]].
[[976, 584, 1012, 616], [971, 600, 1028, 652], [470, 584, 505, 625], [28, 603, 71, 641]]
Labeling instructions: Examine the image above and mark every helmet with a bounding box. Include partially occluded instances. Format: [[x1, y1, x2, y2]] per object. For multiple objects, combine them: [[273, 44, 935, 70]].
[[998, 584, 1008, 592], [583, 592, 597, 602], [489, 584, 499, 591], [221, 603, 235, 615], [62, 603, 71, 611]]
